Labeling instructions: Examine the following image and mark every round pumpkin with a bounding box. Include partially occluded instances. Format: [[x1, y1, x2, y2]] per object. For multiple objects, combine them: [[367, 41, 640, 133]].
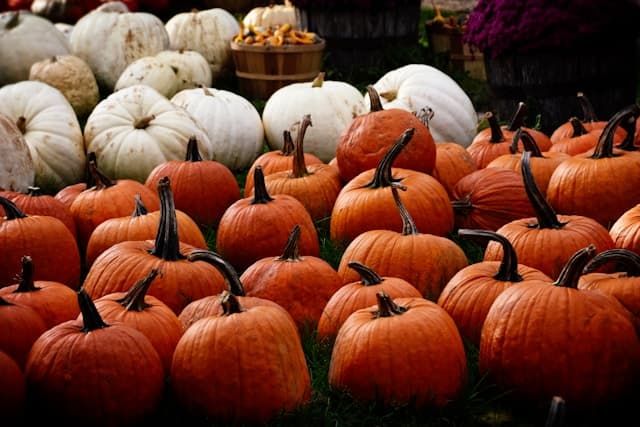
[[0, 113, 35, 192]]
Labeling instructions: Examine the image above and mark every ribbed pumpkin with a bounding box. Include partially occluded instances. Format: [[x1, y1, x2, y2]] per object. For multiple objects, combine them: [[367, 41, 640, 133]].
[[486, 128, 570, 197], [335, 85, 436, 183], [215, 166, 320, 273], [330, 128, 453, 249], [85, 194, 207, 268], [578, 248, 640, 333], [240, 224, 344, 332], [25, 289, 165, 426], [546, 104, 640, 228], [82, 177, 226, 315], [451, 166, 535, 232], [255, 114, 342, 222], [479, 245, 640, 409], [547, 117, 603, 156], [437, 229, 552, 347], [0, 296, 47, 369], [179, 249, 285, 331], [170, 291, 311, 424], [90, 268, 183, 374], [337, 186, 468, 300], [328, 293, 467, 408], [484, 151, 614, 280], [317, 262, 422, 342], [609, 203, 640, 254], [144, 137, 241, 230], [0, 195, 81, 289], [0, 256, 79, 328], [432, 141, 478, 199]]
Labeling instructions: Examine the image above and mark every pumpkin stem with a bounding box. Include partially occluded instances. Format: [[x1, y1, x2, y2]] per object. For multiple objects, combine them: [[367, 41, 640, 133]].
[[187, 249, 245, 296], [521, 151, 566, 230], [513, 128, 543, 157], [291, 115, 312, 178], [26, 187, 43, 197], [361, 128, 413, 190], [485, 112, 506, 143], [277, 225, 302, 262], [251, 166, 274, 204], [413, 107, 434, 129], [582, 248, 640, 276], [281, 130, 295, 156], [590, 104, 640, 160], [458, 229, 523, 282], [78, 288, 109, 332], [220, 290, 244, 315], [568, 117, 589, 137], [451, 194, 473, 217], [373, 292, 407, 318], [545, 396, 566, 427], [131, 194, 148, 217], [84, 152, 98, 188], [87, 157, 116, 190], [366, 85, 385, 112], [115, 268, 159, 311], [553, 244, 596, 288], [506, 102, 527, 132], [202, 87, 213, 96], [185, 137, 203, 162], [391, 186, 418, 236], [616, 115, 640, 151], [133, 114, 155, 129], [149, 176, 185, 261], [14, 256, 40, 293], [577, 92, 599, 122], [0, 196, 28, 220], [5, 11, 19, 30], [311, 72, 325, 88], [15, 116, 27, 134], [347, 261, 384, 286]]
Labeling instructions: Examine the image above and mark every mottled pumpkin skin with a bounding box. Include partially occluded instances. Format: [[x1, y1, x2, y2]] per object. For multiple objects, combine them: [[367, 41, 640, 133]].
[[170, 303, 311, 424], [336, 110, 436, 183], [328, 297, 467, 408], [25, 319, 165, 426], [479, 283, 640, 409]]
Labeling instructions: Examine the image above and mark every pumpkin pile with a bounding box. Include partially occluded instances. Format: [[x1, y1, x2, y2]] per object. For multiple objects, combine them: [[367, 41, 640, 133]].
[[1, 1, 640, 425]]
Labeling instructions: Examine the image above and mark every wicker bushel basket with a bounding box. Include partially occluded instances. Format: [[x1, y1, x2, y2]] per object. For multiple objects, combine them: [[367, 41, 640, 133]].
[[230, 39, 325, 100]]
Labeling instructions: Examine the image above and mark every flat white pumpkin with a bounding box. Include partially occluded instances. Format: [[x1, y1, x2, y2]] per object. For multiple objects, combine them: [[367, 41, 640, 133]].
[[242, 2, 299, 29], [262, 73, 367, 162], [365, 64, 479, 147], [165, 8, 240, 81], [84, 84, 213, 183], [0, 113, 35, 192], [0, 11, 70, 86], [69, 1, 170, 92], [115, 49, 212, 99], [171, 87, 264, 171], [0, 81, 85, 194]]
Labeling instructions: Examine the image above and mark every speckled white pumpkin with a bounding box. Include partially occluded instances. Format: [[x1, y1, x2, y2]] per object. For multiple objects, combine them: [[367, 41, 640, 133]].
[[364, 64, 479, 148], [0, 11, 70, 86], [69, 1, 170, 92], [0, 81, 85, 194], [29, 54, 100, 119], [115, 49, 212, 99], [171, 87, 264, 171], [0, 113, 35, 192], [261, 73, 367, 162], [165, 8, 240, 81], [84, 84, 213, 183]]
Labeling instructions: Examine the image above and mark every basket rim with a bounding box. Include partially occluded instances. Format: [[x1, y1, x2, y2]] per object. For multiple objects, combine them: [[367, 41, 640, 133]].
[[230, 38, 326, 53]]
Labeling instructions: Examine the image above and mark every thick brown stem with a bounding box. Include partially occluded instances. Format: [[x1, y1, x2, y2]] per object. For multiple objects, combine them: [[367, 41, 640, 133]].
[[521, 151, 566, 229], [485, 112, 506, 143], [87, 158, 116, 190], [281, 130, 295, 156], [251, 166, 274, 204], [590, 104, 640, 159], [14, 256, 40, 292], [348, 261, 384, 286], [220, 290, 244, 315], [187, 249, 245, 296], [582, 248, 640, 276], [115, 268, 159, 311], [277, 225, 302, 262], [577, 92, 598, 122], [131, 194, 148, 217], [568, 117, 589, 137], [311, 72, 325, 88], [458, 229, 523, 282], [149, 176, 185, 261], [374, 292, 407, 318], [362, 128, 413, 190], [553, 245, 596, 288], [15, 116, 26, 134], [185, 137, 203, 162], [133, 114, 155, 129], [366, 85, 384, 112], [0, 196, 28, 220], [514, 128, 543, 157], [291, 115, 312, 178], [79, 288, 109, 332], [506, 102, 527, 131], [26, 187, 43, 197], [391, 186, 418, 235]]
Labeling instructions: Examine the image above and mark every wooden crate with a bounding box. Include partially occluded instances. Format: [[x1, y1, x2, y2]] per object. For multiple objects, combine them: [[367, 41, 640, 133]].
[[230, 40, 325, 100], [425, 23, 486, 81]]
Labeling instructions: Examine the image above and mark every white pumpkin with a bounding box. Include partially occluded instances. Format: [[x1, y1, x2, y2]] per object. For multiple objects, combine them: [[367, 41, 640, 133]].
[[84, 84, 213, 183], [262, 73, 367, 162], [242, 1, 299, 29], [54, 22, 73, 40], [0, 113, 35, 192], [69, 1, 170, 92], [0, 81, 85, 194], [115, 49, 212, 98], [165, 8, 240, 81], [0, 11, 70, 86], [364, 64, 479, 147], [29, 54, 100, 119], [171, 87, 264, 171]]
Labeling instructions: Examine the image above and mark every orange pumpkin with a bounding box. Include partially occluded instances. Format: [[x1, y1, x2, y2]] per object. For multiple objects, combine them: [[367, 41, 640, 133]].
[[0, 296, 47, 369], [432, 141, 478, 199]]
